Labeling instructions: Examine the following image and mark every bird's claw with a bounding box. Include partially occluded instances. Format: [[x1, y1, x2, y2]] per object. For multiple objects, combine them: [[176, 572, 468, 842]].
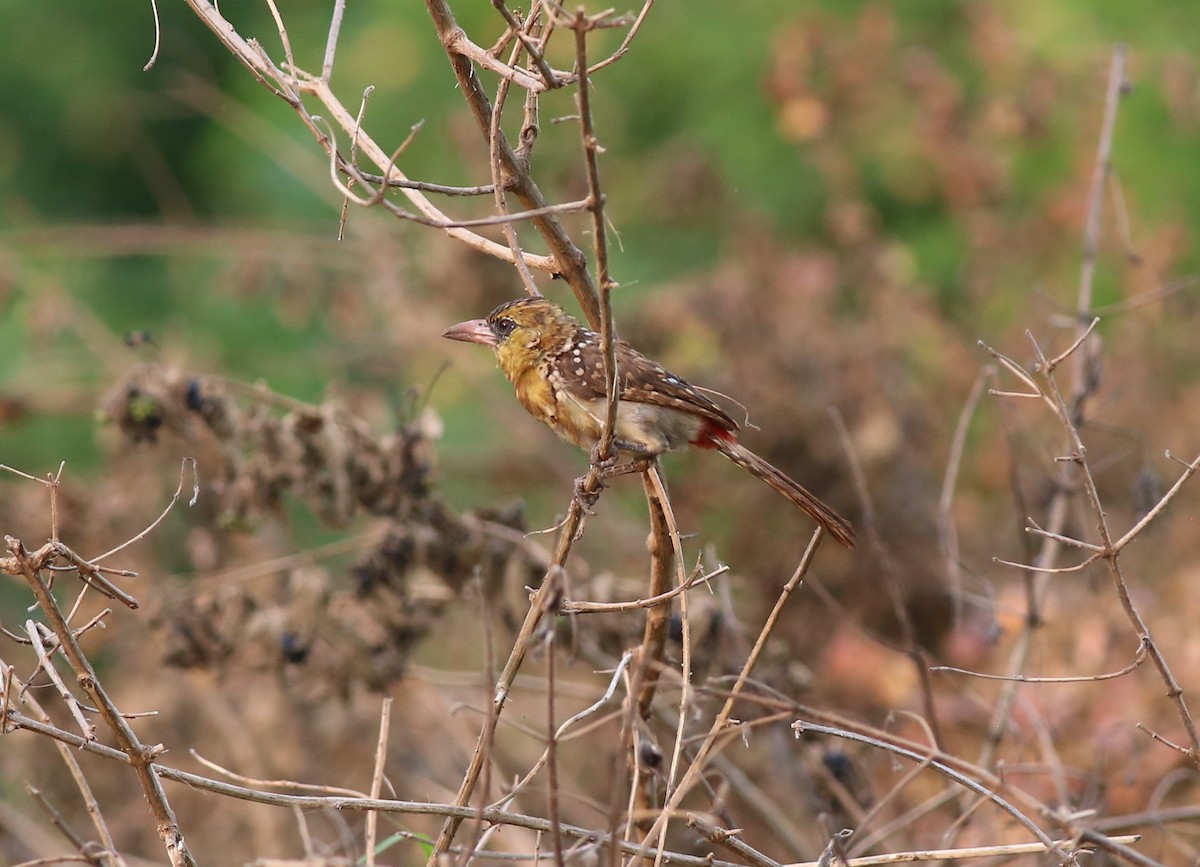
[[572, 473, 603, 516], [590, 442, 620, 471]]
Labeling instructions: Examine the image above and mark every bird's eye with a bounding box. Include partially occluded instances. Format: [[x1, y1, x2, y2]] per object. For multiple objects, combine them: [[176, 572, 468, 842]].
[[492, 317, 517, 339]]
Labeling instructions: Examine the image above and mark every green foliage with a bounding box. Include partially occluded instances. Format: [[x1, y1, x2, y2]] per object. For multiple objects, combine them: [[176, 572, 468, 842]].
[[1, 0, 1198, 479], [3, 5, 1200, 864]]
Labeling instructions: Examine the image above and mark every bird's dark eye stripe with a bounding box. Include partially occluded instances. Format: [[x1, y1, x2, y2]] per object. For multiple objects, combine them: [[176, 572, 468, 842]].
[[493, 317, 517, 338]]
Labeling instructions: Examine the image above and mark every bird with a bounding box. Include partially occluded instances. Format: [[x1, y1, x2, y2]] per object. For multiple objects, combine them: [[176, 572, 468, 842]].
[[443, 297, 856, 548]]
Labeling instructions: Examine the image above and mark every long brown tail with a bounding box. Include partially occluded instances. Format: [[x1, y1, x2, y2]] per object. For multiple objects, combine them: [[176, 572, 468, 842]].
[[711, 436, 857, 549]]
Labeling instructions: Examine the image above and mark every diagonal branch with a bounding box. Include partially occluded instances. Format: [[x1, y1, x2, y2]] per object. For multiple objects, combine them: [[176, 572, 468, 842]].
[[8, 538, 196, 867], [424, 0, 601, 326]]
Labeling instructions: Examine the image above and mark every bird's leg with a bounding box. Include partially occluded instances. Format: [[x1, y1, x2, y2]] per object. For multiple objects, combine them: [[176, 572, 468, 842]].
[[593, 438, 654, 483], [599, 458, 653, 480], [614, 439, 654, 458], [572, 450, 653, 516]]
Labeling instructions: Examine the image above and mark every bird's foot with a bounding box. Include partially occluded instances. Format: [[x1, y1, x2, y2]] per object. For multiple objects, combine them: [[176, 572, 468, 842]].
[[589, 442, 620, 472], [572, 473, 604, 516]]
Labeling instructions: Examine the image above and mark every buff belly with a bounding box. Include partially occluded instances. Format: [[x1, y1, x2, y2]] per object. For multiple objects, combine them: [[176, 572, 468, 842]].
[[546, 393, 702, 456]]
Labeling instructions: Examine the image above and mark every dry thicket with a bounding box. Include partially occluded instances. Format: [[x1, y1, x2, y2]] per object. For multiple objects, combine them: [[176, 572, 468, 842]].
[[3, 4, 1200, 867]]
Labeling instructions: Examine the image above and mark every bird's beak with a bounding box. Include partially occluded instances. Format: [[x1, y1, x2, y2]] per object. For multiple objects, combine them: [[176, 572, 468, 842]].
[[442, 318, 498, 347]]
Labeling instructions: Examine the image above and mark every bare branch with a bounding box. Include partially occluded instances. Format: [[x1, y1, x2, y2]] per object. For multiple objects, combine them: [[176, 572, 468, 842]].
[[790, 720, 1069, 862], [939, 367, 992, 620], [322, 0, 346, 81], [932, 640, 1148, 683], [637, 529, 824, 852], [1112, 450, 1200, 551], [491, 0, 560, 89], [364, 697, 392, 867], [8, 539, 195, 866]]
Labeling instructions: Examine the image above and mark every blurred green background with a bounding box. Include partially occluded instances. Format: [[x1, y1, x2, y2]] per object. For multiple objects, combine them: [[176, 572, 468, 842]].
[[3, 2, 1200, 862], [2, 0, 1198, 564]]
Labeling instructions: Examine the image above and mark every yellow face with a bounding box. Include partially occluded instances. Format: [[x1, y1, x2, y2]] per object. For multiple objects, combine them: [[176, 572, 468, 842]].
[[442, 298, 577, 381], [486, 299, 566, 375]]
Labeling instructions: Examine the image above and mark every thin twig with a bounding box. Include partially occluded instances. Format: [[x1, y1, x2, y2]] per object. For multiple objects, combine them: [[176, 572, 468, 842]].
[[1112, 450, 1200, 551], [143, 0, 161, 71], [544, 631, 565, 867], [489, 32, 541, 296], [27, 786, 91, 859], [8, 540, 195, 866], [560, 565, 726, 613], [1040, 317, 1100, 373], [488, 652, 633, 809], [322, 0, 346, 81], [687, 815, 782, 867], [1, 706, 758, 867], [1076, 44, 1127, 322], [635, 464, 675, 717], [423, 0, 601, 325], [932, 639, 1147, 683], [586, 0, 654, 74], [89, 457, 198, 565], [492, 0, 560, 88], [568, 9, 619, 460], [637, 530, 824, 853], [184, 749, 364, 797], [938, 367, 992, 622], [337, 85, 373, 240], [793, 836, 1140, 867], [790, 720, 1070, 863], [429, 460, 609, 860], [645, 462, 693, 867], [1029, 331, 1200, 765], [1091, 273, 1200, 316], [25, 620, 95, 739], [261, 0, 297, 84], [992, 553, 1100, 574], [364, 697, 393, 867]]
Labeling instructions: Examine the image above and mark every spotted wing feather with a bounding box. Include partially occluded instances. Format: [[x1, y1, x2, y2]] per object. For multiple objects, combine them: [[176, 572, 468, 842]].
[[550, 326, 738, 433]]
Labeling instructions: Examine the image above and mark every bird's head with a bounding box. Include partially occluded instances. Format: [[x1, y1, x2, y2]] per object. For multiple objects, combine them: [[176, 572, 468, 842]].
[[443, 298, 577, 373]]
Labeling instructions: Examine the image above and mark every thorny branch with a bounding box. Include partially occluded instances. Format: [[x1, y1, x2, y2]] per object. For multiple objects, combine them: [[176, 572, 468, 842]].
[[7, 539, 195, 866], [969, 43, 1129, 775], [10, 5, 1198, 867], [1028, 331, 1200, 764]]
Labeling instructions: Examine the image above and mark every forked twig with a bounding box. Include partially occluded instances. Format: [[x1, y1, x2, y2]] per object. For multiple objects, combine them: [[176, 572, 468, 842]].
[[637, 529, 824, 854], [791, 720, 1070, 863], [430, 460, 609, 860], [24, 620, 95, 740], [8, 539, 195, 866], [1027, 331, 1200, 764], [423, 0, 603, 326], [687, 815, 782, 867], [560, 564, 726, 613], [972, 44, 1129, 776]]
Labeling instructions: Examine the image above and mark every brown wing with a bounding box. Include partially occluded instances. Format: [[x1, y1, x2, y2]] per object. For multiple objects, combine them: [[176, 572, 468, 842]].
[[550, 325, 738, 433]]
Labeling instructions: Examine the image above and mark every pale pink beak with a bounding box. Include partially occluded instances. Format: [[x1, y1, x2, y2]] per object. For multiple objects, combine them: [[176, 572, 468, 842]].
[[442, 318, 498, 347]]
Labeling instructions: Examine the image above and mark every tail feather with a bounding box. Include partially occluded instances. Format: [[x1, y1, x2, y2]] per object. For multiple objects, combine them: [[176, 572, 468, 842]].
[[710, 436, 857, 549]]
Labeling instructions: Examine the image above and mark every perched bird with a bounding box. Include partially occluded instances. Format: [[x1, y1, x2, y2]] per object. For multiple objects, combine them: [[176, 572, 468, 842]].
[[443, 298, 856, 548]]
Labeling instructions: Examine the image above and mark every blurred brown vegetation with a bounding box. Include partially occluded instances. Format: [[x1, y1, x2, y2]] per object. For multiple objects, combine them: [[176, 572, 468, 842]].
[[2, 1, 1200, 865]]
